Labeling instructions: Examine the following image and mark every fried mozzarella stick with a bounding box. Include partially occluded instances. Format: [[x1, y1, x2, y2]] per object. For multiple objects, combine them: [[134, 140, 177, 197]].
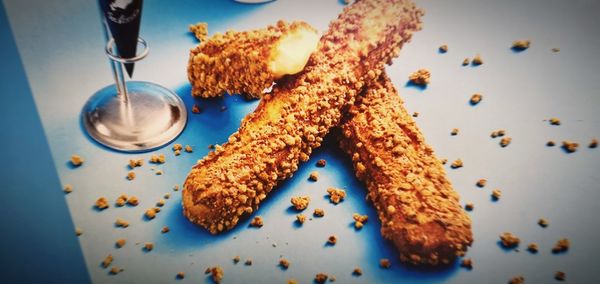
[[188, 20, 320, 98], [183, 0, 423, 234], [339, 74, 473, 265]]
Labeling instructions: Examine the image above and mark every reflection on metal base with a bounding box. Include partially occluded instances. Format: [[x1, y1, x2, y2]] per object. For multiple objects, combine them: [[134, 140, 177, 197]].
[[82, 81, 187, 152]]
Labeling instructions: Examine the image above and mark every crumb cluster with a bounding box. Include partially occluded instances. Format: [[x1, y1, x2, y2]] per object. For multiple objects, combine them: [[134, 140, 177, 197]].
[[327, 187, 346, 204], [408, 69, 431, 85]]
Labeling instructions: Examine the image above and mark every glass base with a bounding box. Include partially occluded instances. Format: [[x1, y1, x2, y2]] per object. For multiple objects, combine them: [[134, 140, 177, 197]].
[[82, 81, 187, 152]]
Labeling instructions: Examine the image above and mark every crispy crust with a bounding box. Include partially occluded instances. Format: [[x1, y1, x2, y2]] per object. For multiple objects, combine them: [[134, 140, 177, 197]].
[[187, 20, 316, 98], [339, 74, 473, 265], [183, 0, 423, 234]]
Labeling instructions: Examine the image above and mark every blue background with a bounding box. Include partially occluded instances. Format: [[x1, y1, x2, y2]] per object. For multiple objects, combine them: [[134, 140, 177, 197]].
[[1, 0, 600, 283]]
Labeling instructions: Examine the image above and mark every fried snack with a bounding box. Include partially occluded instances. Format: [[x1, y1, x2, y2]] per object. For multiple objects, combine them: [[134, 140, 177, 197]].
[[339, 74, 472, 265], [187, 20, 320, 98], [183, 0, 424, 234]]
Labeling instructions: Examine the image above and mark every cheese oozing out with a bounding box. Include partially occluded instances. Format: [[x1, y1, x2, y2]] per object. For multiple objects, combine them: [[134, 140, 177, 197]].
[[269, 26, 320, 78]]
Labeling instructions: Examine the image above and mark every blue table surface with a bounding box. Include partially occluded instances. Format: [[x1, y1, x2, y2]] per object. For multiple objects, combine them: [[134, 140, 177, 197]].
[[2, 0, 600, 283]]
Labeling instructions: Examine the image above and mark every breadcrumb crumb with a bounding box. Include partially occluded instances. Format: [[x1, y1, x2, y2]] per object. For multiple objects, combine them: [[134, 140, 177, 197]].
[[451, 128, 459, 136], [512, 40, 531, 50], [527, 243, 538, 253], [95, 197, 109, 210], [439, 44, 448, 53], [210, 266, 224, 283], [500, 232, 520, 248], [408, 69, 431, 85], [109, 267, 123, 275], [353, 213, 368, 229], [327, 235, 337, 245], [546, 141, 556, 147], [562, 141, 579, 153], [249, 216, 264, 227], [127, 196, 139, 206], [189, 22, 208, 42], [412, 112, 419, 117], [379, 258, 391, 269], [552, 238, 570, 253], [465, 203, 474, 211], [102, 254, 113, 268], [509, 276, 525, 284], [476, 179, 487, 188], [451, 159, 463, 169], [245, 259, 252, 266], [233, 256, 240, 264], [145, 208, 157, 219], [63, 184, 73, 194], [549, 117, 561, 125], [555, 271, 566, 281], [279, 258, 290, 269], [491, 189, 502, 201], [472, 54, 483, 66], [176, 272, 185, 279], [126, 171, 135, 181], [352, 267, 363, 276], [315, 273, 328, 283], [290, 196, 310, 211], [538, 218, 549, 228], [327, 188, 346, 204], [144, 242, 153, 252], [116, 239, 126, 248], [115, 218, 129, 228], [552, 48, 560, 53], [192, 104, 202, 114], [149, 154, 166, 164], [460, 258, 473, 269], [470, 93, 482, 105], [287, 279, 298, 284], [462, 58, 470, 66], [313, 208, 325, 217], [70, 155, 83, 167], [156, 199, 165, 207], [309, 171, 319, 181], [75, 227, 82, 236], [185, 145, 193, 153], [115, 194, 127, 207], [296, 214, 306, 224], [161, 226, 170, 233], [500, 137, 512, 147], [316, 159, 327, 167], [589, 138, 598, 148], [129, 159, 143, 169]]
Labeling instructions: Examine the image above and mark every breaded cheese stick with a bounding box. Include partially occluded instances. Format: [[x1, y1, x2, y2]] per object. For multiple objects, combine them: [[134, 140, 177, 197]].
[[183, 0, 423, 234], [339, 74, 473, 265], [188, 20, 320, 98]]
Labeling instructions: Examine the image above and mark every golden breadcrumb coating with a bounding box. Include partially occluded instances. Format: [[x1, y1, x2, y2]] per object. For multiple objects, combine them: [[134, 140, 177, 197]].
[[339, 74, 472, 265], [183, 0, 423, 234], [188, 20, 318, 98]]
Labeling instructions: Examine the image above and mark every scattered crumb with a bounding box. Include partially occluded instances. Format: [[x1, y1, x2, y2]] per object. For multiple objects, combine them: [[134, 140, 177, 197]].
[[547, 141, 556, 147], [115, 218, 129, 228], [329, 275, 337, 282], [460, 258, 473, 269], [249, 216, 264, 228], [185, 145, 193, 153], [552, 238, 570, 254], [145, 208, 157, 219], [316, 159, 327, 167], [161, 226, 170, 233], [512, 40, 531, 50], [188, 22, 208, 42], [102, 254, 113, 268], [115, 194, 127, 207], [555, 271, 566, 281], [75, 227, 82, 236], [290, 196, 310, 211], [500, 232, 520, 248], [126, 171, 135, 181], [327, 235, 337, 245], [233, 256, 240, 264], [439, 44, 448, 53], [173, 184, 180, 191], [500, 137, 512, 147], [451, 159, 463, 169], [210, 266, 224, 283], [412, 112, 419, 117], [538, 218, 549, 228], [552, 48, 560, 53], [149, 154, 166, 164], [287, 279, 298, 284], [309, 171, 319, 181], [315, 273, 328, 284], [527, 243, 538, 253], [476, 179, 487, 188], [95, 197, 109, 210], [589, 138, 598, 148], [352, 267, 363, 276], [63, 184, 73, 194], [127, 196, 139, 206], [70, 155, 83, 167], [451, 128, 459, 136], [408, 69, 431, 85], [109, 267, 123, 275], [470, 93, 482, 105], [174, 150, 181, 156], [156, 199, 165, 207], [279, 258, 290, 269], [327, 188, 346, 204], [296, 214, 306, 224], [154, 207, 161, 213], [116, 239, 126, 248], [509, 276, 525, 284], [192, 104, 202, 114], [465, 203, 474, 211], [245, 259, 252, 266], [155, 170, 163, 175], [549, 117, 561, 125], [176, 272, 185, 279], [164, 193, 171, 199], [313, 208, 325, 217], [462, 58, 470, 66], [491, 189, 502, 201], [144, 242, 154, 252], [562, 141, 579, 153], [472, 54, 483, 65], [173, 144, 183, 151], [353, 213, 368, 229], [440, 158, 447, 165], [379, 258, 391, 269], [128, 159, 143, 169]]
